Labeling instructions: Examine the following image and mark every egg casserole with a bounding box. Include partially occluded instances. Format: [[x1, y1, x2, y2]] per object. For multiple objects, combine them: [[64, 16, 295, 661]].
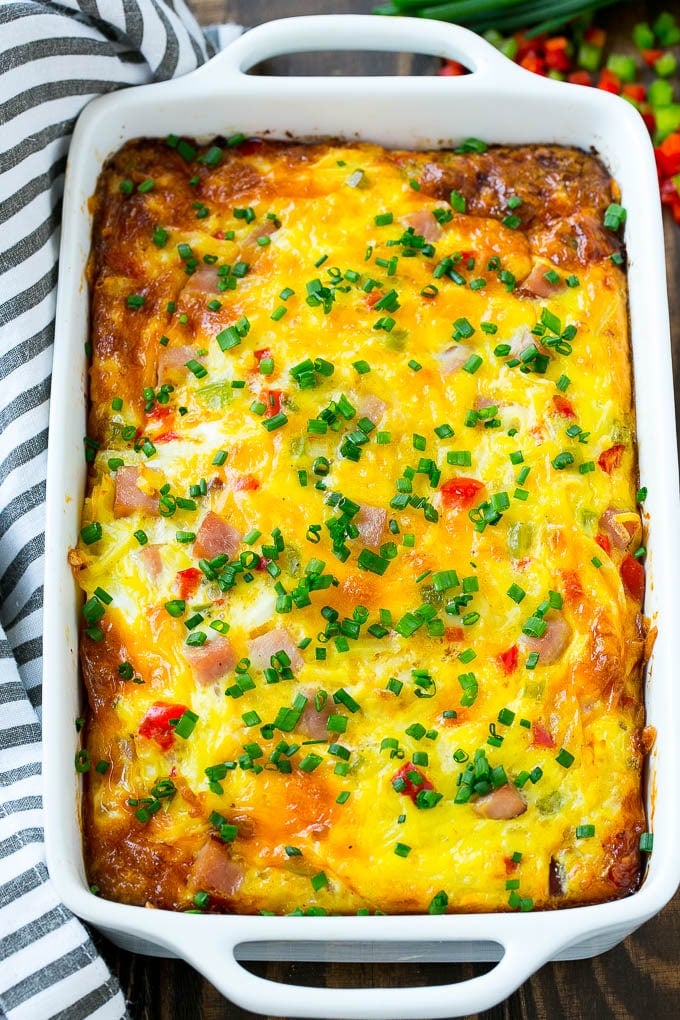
[[74, 137, 652, 916]]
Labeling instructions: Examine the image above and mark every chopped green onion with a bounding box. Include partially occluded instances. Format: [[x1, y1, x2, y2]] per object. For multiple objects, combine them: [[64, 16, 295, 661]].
[[80, 522, 102, 545], [174, 709, 198, 739]]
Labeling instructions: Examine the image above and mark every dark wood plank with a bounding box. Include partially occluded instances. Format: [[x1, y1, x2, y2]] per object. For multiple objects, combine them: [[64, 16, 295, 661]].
[[99, 1, 680, 1017]]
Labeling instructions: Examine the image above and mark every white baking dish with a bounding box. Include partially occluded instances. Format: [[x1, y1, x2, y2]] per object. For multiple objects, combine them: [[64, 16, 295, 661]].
[[43, 14, 680, 1019]]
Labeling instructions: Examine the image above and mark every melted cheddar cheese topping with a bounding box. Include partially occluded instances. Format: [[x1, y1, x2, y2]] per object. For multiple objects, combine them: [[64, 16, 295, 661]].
[[77, 138, 648, 915]]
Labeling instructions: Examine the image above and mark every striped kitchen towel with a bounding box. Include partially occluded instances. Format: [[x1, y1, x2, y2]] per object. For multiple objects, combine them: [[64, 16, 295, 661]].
[[0, 5, 241, 1018]]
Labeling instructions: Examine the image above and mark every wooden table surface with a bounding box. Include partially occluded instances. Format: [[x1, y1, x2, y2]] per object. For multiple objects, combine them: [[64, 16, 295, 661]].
[[100, 2, 680, 1017]]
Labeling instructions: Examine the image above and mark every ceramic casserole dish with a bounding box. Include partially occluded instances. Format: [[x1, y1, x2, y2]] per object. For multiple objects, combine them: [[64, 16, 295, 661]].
[[43, 15, 680, 1019]]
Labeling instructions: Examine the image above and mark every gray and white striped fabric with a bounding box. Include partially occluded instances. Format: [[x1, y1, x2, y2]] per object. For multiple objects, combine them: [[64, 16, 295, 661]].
[[0, 5, 240, 1017]]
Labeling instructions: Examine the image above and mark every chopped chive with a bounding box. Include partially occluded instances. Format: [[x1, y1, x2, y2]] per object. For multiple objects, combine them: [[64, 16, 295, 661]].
[[262, 413, 288, 432], [428, 890, 448, 915], [165, 599, 185, 618], [174, 709, 198, 739], [450, 190, 466, 213], [353, 360, 371, 374], [462, 354, 482, 374], [80, 522, 102, 545], [357, 549, 390, 575]]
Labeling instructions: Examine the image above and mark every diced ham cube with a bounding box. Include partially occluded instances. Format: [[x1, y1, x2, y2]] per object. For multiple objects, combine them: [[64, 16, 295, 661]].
[[183, 264, 220, 295], [242, 216, 279, 252], [193, 511, 242, 560], [248, 627, 304, 672], [518, 263, 565, 298], [186, 635, 236, 685], [400, 209, 442, 242], [598, 508, 641, 552], [437, 344, 473, 375], [355, 504, 387, 549], [298, 691, 334, 739], [157, 345, 200, 385], [353, 392, 387, 424], [520, 613, 572, 665], [137, 543, 163, 580], [189, 839, 244, 897], [474, 784, 527, 819], [113, 467, 159, 519]]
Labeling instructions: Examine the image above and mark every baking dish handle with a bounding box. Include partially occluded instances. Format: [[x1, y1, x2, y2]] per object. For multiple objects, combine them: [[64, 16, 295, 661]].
[[195, 14, 523, 82], [181, 926, 567, 1019]]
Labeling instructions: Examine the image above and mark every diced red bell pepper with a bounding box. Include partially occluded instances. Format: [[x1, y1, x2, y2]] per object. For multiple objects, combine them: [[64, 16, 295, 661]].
[[232, 473, 260, 491], [515, 32, 547, 62], [655, 132, 680, 178], [498, 644, 518, 674], [146, 404, 171, 421], [440, 476, 484, 509], [532, 721, 556, 748], [520, 53, 547, 76], [391, 763, 434, 805], [138, 702, 188, 750], [584, 26, 606, 48], [620, 554, 645, 601], [551, 394, 577, 418], [254, 347, 272, 364], [641, 109, 657, 134], [597, 444, 625, 473], [641, 49, 664, 69], [546, 49, 572, 73], [438, 59, 467, 77], [660, 175, 680, 224], [597, 68, 622, 94], [260, 389, 282, 418], [595, 533, 612, 556], [176, 567, 201, 600], [622, 83, 647, 103], [545, 39, 572, 73], [545, 36, 569, 54], [567, 69, 592, 86]]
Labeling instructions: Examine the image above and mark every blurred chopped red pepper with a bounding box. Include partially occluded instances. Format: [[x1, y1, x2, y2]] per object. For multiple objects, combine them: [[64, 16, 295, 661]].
[[656, 132, 680, 177], [438, 59, 467, 77], [567, 69, 592, 86], [437, 10, 680, 228], [660, 172, 680, 224], [597, 67, 622, 94], [641, 48, 665, 69], [622, 82, 647, 103]]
